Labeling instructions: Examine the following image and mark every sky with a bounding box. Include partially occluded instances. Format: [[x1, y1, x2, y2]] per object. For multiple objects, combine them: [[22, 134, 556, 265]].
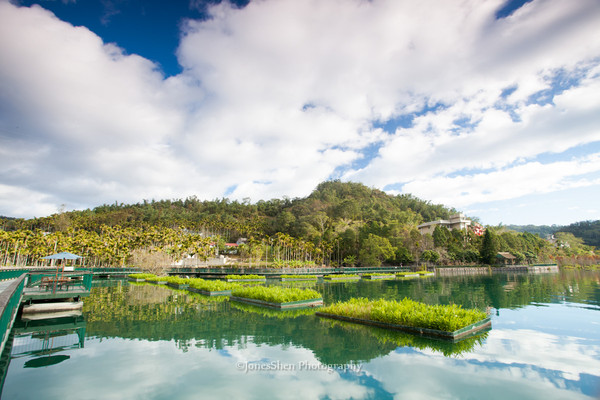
[[1, 0, 599, 226]]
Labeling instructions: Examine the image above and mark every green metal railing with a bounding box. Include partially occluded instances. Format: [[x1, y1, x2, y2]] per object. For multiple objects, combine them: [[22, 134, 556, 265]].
[[75, 267, 140, 274], [26, 272, 93, 291], [0, 270, 28, 281], [168, 266, 410, 276], [0, 274, 26, 355]]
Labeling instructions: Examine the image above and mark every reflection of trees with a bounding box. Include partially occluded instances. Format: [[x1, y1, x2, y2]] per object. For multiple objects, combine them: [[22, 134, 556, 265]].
[[315, 271, 599, 311], [83, 284, 449, 363], [82, 272, 599, 364]]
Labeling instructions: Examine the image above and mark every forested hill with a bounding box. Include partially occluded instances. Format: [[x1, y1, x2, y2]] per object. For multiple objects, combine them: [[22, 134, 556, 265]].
[[505, 221, 600, 248], [0, 181, 454, 236], [504, 225, 561, 238], [556, 221, 600, 248], [1, 181, 598, 268]]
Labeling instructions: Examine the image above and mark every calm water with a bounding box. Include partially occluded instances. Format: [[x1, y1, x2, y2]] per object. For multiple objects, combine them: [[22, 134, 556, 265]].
[[2, 271, 599, 399]]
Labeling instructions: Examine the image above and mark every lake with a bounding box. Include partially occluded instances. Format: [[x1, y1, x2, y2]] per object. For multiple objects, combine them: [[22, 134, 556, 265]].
[[2, 271, 599, 399]]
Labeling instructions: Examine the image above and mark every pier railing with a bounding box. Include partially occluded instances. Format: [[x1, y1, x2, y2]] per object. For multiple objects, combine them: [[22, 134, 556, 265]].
[[26, 272, 93, 292], [0, 274, 26, 355]]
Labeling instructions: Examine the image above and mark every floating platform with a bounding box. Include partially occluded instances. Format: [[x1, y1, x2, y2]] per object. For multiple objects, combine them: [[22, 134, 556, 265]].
[[225, 278, 266, 283], [362, 275, 396, 280], [315, 312, 491, 342], [230, 296, 323, 310], [166, 283, 189, 290], [279, 277, 318, 282], [323, 276, 360, 281], [21, 309, 82, 321], [22, 301, 83, 315], [396, 273, 420, 278]]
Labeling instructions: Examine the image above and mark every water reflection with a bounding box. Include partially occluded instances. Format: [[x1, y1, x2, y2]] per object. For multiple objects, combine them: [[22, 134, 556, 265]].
[[1, 271, 599, 399]]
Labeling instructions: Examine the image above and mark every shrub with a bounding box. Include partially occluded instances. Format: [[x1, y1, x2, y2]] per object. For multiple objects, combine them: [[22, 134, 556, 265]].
[[225, 274, 265, 280], [128, 273, 157, 280]]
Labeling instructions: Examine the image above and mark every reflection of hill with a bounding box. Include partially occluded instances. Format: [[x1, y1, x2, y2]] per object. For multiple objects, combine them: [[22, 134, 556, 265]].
[[83, 284, 400, 364]]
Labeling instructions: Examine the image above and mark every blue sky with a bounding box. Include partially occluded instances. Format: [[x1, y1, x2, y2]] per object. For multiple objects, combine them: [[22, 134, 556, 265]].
[[1, 0, 599, 226]]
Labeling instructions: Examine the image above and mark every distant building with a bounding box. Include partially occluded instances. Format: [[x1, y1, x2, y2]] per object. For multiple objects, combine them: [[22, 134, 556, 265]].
[[497, 252, 517, 265], [417, 213, 474, 235]]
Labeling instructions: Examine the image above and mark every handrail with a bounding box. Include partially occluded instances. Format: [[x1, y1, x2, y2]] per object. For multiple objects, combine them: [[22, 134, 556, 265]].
[[0, 274, 27, 354]]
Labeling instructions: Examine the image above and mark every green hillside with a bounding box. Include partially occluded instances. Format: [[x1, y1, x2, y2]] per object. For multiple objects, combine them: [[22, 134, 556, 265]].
[[1, 181, 598, 268]]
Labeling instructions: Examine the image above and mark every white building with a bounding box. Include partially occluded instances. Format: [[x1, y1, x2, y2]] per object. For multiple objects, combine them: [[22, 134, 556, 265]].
[[417, 213, 472, 235]]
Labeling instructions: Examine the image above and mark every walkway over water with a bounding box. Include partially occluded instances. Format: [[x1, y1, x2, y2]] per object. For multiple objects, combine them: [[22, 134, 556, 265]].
[[0, 271, 92, 356]]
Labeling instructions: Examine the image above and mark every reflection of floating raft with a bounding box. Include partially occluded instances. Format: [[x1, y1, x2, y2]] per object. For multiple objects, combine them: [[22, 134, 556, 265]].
[[230, 296, 323, 310], [22, 301, 83, 314]]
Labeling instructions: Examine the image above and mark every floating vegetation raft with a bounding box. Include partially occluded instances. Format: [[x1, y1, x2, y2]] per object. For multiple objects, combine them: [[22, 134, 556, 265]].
[[279, 274, 318, 281], [187, 278, 239, 296], [128, 273, 156, 282], [144, 275, 168, 284], [361, 274, 396, 280], [396, 271, 434, 278], [316, 298, 490, 341], [225, 274, 266, 282], [323, 274, 360, 281], [231, 286, 323, 309]]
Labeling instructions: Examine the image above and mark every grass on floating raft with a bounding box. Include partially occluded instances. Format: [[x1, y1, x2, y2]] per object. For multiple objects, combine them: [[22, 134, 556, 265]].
[[161, 276, 189, 285], [361, 273, 396, 278], [231, 286, 321, 304], [323, 274, 360, 279], [280, 274, 317, 279], [187, 278, 239, 292], [144, 275, 168, 283], [128, 273, 157, 280], [320, 298, 488, 333], [225, 274, 265, 280]]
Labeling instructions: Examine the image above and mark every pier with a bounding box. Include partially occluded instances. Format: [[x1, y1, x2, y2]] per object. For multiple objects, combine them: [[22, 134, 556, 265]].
[[0, 270, 92, 355]]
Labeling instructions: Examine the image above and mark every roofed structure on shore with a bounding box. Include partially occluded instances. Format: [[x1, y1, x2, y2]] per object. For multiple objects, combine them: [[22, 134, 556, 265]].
[[417, 213, 472, 236], [497, 252, 517, 265]]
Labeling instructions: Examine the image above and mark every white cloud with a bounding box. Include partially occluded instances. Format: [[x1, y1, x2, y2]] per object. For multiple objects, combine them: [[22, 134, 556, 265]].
[[1, 0, 600, 219], [3, 338, 371, 399], [363, 327, 600, 399], [398, 153, 600, 208]]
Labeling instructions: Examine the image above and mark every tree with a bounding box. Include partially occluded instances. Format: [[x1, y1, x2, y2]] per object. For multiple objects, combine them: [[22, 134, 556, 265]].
[[480, 229, 499, 265], [421, 250, 440, 264], [358, 234, 396, 267], [432, 226, 451, 248], [343, 255, 357, 267]]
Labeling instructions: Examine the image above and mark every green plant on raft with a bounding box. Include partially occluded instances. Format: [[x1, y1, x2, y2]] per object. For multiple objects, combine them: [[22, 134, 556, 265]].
[[128, 273, 157, 280], [144, 275, 168, 282], [231, 286, 321, 304], [323, 274, 359, 278], [162, 276, 190, 285], [361, 273, 395, 277], [280, 274, 317, 279], [320, 298, 488, 333], [187, 278, 239, 292], [225, 274, 265, 280]]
